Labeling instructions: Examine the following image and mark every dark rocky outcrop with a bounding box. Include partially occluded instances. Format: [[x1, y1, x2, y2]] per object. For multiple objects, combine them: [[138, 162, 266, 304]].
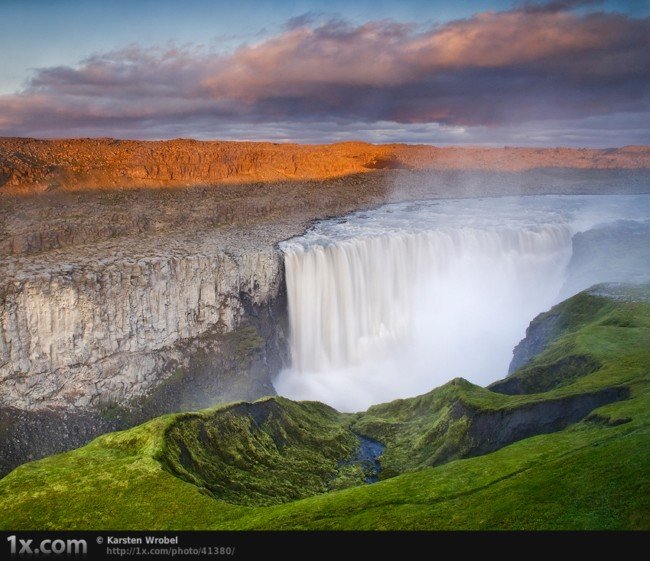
[[508, 309, 562, 375], [502, 291, 613, 390], [459, 386, 629, 458], [0, 406, 120, 477], [495, 354, 602, 395]]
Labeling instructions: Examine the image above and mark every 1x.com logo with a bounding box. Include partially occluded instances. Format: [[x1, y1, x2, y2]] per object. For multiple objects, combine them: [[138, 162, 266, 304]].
[[7, 535, 87, 555]]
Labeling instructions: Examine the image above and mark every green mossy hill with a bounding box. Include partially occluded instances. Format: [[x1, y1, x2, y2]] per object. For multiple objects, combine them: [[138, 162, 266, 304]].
[[351, 378, 626, 477], [160, 397, 361, 506], [492, 284, 650, 396], [505, 289, 614, 377], [0, 284, 648, 530]]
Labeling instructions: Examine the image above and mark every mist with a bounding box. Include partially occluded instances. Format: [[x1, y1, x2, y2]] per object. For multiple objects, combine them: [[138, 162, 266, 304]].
[[275, 195, 650, 412]]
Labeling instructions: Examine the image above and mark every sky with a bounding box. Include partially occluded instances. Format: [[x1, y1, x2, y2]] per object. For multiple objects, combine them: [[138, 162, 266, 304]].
[[0, 0, 648, 146]]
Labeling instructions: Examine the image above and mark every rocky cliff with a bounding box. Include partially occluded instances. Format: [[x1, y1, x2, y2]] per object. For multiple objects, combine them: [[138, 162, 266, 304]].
[[0, 225, 290, 474], [0, 234, 284, 411]]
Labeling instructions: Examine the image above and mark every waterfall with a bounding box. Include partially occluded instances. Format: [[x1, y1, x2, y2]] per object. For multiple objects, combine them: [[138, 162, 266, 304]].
[[284, 226, 571, 373], [278, 225, 572, 411], [275, 195, 650, 412]]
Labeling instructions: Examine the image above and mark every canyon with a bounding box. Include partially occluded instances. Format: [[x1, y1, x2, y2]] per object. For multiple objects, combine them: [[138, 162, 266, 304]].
[[1, 138, 649, 475]]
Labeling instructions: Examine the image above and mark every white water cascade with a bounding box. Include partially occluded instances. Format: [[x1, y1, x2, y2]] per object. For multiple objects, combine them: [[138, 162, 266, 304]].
[[275, 195, 650, 412]]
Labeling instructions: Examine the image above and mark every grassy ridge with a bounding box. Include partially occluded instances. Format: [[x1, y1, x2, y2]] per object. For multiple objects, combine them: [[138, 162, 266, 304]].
[[160, 398, 362, 505], [0, 285, 648, 530]]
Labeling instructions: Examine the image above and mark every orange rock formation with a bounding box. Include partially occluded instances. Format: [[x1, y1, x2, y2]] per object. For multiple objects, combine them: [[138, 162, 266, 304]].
[[1, 138, 648, 193]]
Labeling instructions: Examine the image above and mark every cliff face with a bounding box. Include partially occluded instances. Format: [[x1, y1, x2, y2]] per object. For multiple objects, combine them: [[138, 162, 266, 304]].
[[0, 221, 292, 474], [0, 235, 285, 411], [1, 138, 648, 193]]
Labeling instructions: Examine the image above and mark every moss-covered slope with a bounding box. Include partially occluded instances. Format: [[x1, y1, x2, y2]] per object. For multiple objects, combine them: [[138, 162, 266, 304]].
[[0, 284, 648, 530], [160, 398, 362, 505]]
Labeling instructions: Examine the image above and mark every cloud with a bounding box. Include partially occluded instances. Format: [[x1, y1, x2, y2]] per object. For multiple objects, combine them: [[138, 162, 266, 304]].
[[515, 0, 604, 14], [0, 4, 647, 145]]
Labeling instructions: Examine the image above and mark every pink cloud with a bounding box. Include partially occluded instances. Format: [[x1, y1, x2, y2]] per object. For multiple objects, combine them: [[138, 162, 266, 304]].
[[0, 5, 647, 141]]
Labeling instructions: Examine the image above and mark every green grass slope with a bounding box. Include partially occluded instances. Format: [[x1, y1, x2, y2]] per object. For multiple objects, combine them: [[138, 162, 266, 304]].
[[0, 284, 648, 530], [160, 398, 363, 505]]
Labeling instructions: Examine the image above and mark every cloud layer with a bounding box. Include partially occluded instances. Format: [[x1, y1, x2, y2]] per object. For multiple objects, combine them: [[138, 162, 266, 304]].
[[1, 4, 648, 145]]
